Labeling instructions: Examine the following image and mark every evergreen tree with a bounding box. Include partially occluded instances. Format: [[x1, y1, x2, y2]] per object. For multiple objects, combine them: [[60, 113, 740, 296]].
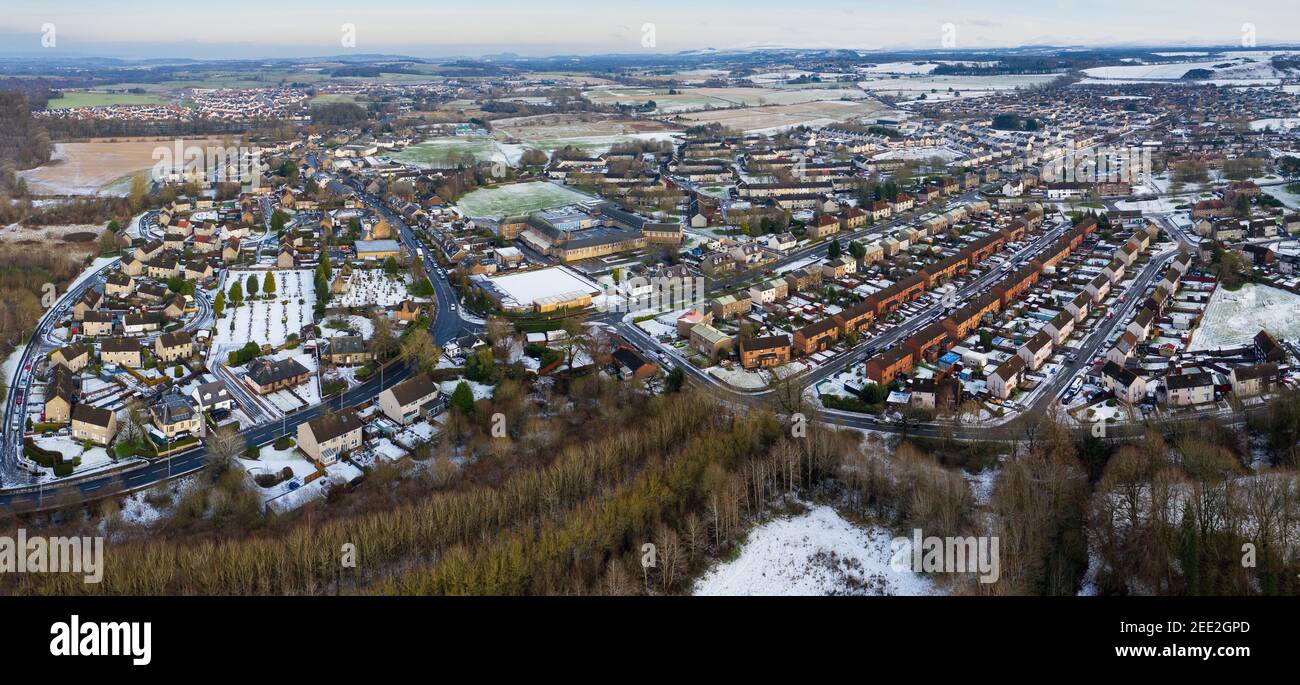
[[665, 367, 685, 393], [246, 273, 260, 299], [264, 271, 276, 296], [450, 381, 474, 415]]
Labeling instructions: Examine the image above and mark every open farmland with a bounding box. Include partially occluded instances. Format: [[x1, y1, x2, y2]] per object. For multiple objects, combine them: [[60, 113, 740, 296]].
[[455, 181, 592, 218], [492, 113, 680, 153], [389, 135, 506, 168], [17, 137, 229, 196], [45, 90, 167, 109], [856, 74, 1059, 101], [584, 86, 868, 113], [673, 99, 892, 134]]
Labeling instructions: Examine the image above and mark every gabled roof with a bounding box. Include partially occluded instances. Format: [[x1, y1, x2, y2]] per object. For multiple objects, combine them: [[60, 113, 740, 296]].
[[157, 331, 191, 349], [100, 337, 142, 354], [739, 335, 792, 353], [1102, 360, 1142, 387], [1166, 372, 1212, 390], [247, 357, 310, 385], [72, 403, 114, 428], [388, 374, 438, 406], [306, 409, 363, 443]]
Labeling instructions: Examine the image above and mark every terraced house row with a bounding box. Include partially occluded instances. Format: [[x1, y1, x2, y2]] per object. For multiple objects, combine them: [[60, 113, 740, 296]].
[[790, 212, 1059, 360], [859, 217, 1107, 388]]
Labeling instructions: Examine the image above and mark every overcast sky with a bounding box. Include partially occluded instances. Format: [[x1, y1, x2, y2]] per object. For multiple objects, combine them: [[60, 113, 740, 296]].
[[3, 0, 1299, 59]]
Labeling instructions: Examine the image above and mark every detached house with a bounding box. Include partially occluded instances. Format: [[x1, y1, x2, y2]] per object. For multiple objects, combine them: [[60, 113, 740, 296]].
[[150, 393, 204, 440], [191, 381, 234, 413], [322, 336, 372, 366], [244, 357, 311, 395]]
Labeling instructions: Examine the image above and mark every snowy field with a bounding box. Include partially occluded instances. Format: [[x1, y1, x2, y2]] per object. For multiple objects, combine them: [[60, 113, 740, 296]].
[[1188, 283, 1300, 350], [332, 268, 412, 308], [693, 502, 940, 596], [1251, 118, 1300, 131], [213, 269, 315, 349], [455, 182, 591, 218], [859, 61, 939, 75], [1082, 56, 1296, 82]]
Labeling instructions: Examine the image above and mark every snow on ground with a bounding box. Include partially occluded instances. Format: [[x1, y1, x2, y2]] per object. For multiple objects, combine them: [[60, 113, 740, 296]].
[[1251, 117, 1300, 131], [438, 378, 495, 401], [637, 317, 677, 339], [707, 364, 769, 389], [371, 437, 408, 462], [859, 61, 939, 75], [1188, 283, 1300, 350], [1114, 197, 1181, 214], [2, 344, 26, 418], [32, 433, 112, 472], [332, 268, 412, 308], [693, 502, 941, 596], [68, 256, 118, 293], [1082, 400, 1124, 424], [262, 351, 320, 416], [213, 269, 315, 349], [872, 146, 963, 163], [1082, 58, 1291, 82], [117, 489, 171, 528], [323, 314, 374, 338], [265, 459, 364, 513]]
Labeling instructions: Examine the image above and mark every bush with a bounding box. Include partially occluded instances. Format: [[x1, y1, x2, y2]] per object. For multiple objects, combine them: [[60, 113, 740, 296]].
[[244, 445, 261, 459], [273, 436, 295, 450], [53, 463, 74, 477], [24, 440, 63, 467], [820, 394, 880, 414]]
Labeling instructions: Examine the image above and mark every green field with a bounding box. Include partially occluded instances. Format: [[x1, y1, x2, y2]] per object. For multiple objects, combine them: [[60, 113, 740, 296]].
[[456, 182, 592, 218], [46, 91, 166, 109], [389, 135, 504, 168]]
